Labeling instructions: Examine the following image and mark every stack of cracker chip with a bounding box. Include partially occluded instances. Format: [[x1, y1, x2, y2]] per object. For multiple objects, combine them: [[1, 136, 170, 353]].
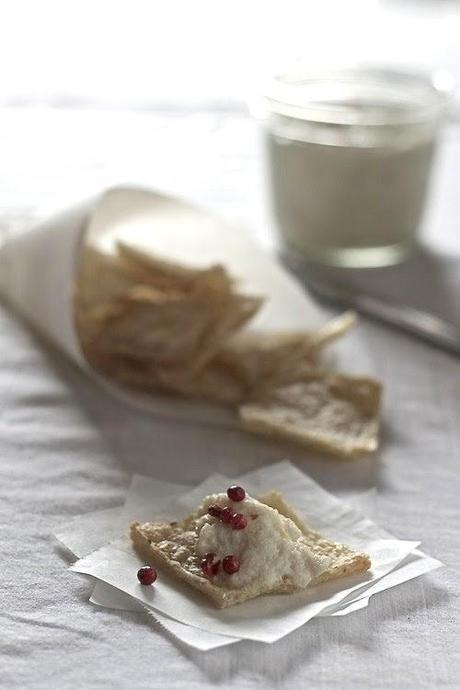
[[74, 242, 381, 457]]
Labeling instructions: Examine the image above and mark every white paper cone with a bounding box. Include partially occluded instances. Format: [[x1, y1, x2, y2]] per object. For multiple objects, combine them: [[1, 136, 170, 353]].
[[0, 197, 96, 361], [0, 186, 371, 426]]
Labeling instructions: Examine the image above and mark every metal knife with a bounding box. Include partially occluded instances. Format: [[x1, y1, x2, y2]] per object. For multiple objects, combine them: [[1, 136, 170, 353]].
[[308, 278, 460, 357]]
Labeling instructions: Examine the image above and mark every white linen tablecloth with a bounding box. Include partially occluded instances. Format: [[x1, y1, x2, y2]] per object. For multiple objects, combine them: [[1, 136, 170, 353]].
[[1, 108, 458, 689]]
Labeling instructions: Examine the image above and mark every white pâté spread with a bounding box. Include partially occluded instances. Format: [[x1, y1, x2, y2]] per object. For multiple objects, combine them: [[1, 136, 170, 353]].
[[195, 493, 330, 590]]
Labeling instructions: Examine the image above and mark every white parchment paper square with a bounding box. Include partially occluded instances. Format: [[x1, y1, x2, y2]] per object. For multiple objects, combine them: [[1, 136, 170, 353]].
[[69, 462, 436, 645]]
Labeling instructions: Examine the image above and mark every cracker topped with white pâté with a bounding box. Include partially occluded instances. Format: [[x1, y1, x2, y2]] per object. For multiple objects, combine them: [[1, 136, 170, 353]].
[[130, 484, 371, 608]]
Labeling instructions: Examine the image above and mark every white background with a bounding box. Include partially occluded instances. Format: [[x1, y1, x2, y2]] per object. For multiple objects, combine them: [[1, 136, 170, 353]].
[[0, 0, 459, 110]]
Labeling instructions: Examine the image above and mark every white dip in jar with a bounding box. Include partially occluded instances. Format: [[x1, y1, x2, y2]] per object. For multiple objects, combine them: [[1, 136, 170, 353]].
[[259, 68, 451, 267]]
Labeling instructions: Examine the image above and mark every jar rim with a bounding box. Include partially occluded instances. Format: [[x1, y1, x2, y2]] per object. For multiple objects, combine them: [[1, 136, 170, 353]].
[[258, 66, 454, 127]]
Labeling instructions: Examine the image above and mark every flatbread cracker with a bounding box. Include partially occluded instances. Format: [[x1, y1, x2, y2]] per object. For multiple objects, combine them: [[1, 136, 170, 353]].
[[156, 362, 247, 404], [217, 331, 319, 398], [130, 490, 370, 608], [84, 349, 246, 404], [308, 311, 357, 349], [75, 247, 135, 308], [85, 290, 226, 367], [76, 246, 263, 376], [117, 240, 232, 292], [217, 311, 356, 397], [239, 371, 381, 457], [84, 294, 261, 376]]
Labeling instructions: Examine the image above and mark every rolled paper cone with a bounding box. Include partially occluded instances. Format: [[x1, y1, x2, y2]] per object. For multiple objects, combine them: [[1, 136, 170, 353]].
[[0, 186, 341, 427], [0, 197, 95, 362]]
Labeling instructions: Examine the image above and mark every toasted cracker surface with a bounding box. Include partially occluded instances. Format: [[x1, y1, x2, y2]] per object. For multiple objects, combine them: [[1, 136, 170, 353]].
[[239, 371, 381, 458], [76, 245, 263, 379]]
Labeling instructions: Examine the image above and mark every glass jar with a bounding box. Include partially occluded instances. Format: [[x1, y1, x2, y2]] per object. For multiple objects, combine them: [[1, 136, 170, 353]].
[[258, 67, 452, 268]]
